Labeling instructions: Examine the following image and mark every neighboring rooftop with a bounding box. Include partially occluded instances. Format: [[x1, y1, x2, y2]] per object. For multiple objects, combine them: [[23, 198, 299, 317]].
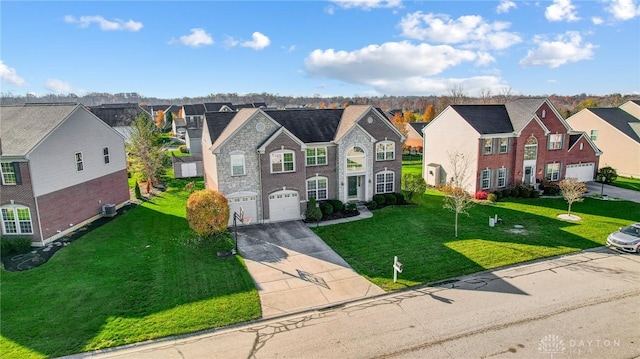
[[266, 109, 344, 143], [588, 107, 640, 144], [451, 105, 514, 134]]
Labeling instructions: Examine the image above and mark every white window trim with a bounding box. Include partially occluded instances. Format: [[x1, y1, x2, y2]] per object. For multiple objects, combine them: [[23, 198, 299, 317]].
[[376, 141, 395, 161], [498, 138, 509, 154], [230, 152, 246, 176], [270, 150, 295, 173], [103, 147, 110, 165], [1, 162, 17, 185], [1, 205, 33, 235], [590, 130, 598, 141], [347, 146, 366, 173], [481, 169, 491, 190], [483, 139, 493, 155], [306, 176, 328, 200], [497, 167, 507, 188], [375, 170, 395, 194], [306, 147, 327, 166], [546, 163, 561, 181], [75, 152, 84, 172], [548, 134, 563, 150]]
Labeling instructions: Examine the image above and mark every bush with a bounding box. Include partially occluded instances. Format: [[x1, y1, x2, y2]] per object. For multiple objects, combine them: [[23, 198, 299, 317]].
[[510, 188, 520, 197], [178, 145, 189, 154], [494, 191, 503, 200], [134, 181, 142, 199], [519, 186, 532, 198], [530, 189, 540, 198], [327, 199, 344, 213], [401, 173, 426, 202], [1, 238, 13, 255], [2, 237, 32, 254], [366, 200, 378, 210], [344, 202, 358, 213], [487, 193, 497, 202], [474, 191, 488, 200], [373, 194, 386, 206], [394, 192, 406, 205], [384, 193, 397, 205], [305, 197, 323, 222], [319, 201, 334, 216], [186, 190, 230, 238], [597, 166, 618, 184], [540, 180, 561, 196]]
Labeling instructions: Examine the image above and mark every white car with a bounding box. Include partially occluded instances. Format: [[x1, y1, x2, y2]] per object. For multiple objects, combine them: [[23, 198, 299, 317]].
[[607, 223, 640, 253]]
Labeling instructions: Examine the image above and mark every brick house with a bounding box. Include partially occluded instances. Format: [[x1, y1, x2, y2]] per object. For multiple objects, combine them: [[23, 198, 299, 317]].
[[0, 103, 130, 246], [422, 98, 601, 194], [201, 106, 405, 224]]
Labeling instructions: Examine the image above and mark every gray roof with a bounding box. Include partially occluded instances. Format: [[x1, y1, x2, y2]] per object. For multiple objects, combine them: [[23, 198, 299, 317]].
[[504, 98, 547, 132], [204, 112, 237, 143], [451, 105, 514, 134], [186, 127, 203, 138], [588, 107, 640, 144], [265, 109, 344, 143], [89, 103, 146, 127], [171, 153, 202, 163], [183, 104, 206, 116], [0, 103, 79, 156], [204, 102, 233, 112], [409, 122, 428, 135]]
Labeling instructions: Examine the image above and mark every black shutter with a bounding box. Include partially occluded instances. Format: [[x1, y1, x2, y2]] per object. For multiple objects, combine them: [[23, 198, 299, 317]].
[[13, 162, 22, 185]]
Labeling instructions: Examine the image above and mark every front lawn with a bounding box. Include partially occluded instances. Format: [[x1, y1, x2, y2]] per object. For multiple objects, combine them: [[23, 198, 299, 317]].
[[0, 179, 260, 359], [314, 190, 639, 291], [611, 176, 640, 192]]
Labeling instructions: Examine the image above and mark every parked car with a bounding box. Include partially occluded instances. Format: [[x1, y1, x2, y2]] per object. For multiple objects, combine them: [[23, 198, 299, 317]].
[[606, 223, 640, 253]]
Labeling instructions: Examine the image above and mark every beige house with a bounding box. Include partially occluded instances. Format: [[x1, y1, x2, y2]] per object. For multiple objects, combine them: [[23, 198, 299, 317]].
[[566, 101, 640, 178]]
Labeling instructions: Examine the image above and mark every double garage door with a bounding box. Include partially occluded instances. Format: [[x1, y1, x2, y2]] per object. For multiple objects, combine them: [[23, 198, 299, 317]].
[[565, 163, 595, 182], [268, 190, 300, 222]]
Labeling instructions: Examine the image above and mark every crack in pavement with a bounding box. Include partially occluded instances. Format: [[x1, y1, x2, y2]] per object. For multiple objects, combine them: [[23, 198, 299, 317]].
[[241, 314, 321, 358]]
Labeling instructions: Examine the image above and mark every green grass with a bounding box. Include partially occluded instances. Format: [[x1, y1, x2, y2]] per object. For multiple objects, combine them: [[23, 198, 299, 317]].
[[313, 190, 639, 291], [610, 176, 640, 192], [402, 162, 422, 176], [0, 179, 260, 359]]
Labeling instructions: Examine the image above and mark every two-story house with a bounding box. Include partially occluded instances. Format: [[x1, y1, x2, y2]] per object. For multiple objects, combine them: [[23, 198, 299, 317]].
[[422, 98, 601, 194], [201, 106, 405, 225], [0, 103, 130, 246]]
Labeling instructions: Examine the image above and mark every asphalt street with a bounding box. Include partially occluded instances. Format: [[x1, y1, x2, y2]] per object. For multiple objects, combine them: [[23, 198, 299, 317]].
[[68, 247, 640, 359]]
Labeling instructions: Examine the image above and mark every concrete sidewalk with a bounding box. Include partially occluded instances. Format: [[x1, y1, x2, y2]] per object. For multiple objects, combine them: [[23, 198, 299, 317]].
[[236, 221, 384, 318]]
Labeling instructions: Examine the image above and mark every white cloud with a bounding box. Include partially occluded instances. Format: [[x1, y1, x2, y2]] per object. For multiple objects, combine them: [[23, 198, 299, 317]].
[[179, 28, 214, 47], [545, 0, 580, 22], [591, 16, 604, 24], [519, 31, 596, 68], [0, 61, 25, 86], [606, 0, 640, 20], [45, 79, 73, 93], [241, 32, 271, 50], [330, 0, 402, 10], [64, 15, 143, 31], [497, 0, 517, 13], [399, 12, 521, 50]]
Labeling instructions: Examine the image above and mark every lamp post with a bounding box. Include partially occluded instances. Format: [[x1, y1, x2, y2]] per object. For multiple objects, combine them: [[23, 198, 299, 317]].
[[232, 211, 245, 255], [600, 175, 605, 197]]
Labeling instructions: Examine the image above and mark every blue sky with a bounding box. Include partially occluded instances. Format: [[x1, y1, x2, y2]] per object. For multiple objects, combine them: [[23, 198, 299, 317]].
[[1, 0, 639, 99]]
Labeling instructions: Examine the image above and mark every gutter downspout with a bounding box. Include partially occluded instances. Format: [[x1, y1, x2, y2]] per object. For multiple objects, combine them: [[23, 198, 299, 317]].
[[257, 149, 263, 224]]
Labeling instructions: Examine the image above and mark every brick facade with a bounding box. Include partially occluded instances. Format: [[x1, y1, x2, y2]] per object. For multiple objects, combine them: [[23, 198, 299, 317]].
[[0, 162, 41, 241]]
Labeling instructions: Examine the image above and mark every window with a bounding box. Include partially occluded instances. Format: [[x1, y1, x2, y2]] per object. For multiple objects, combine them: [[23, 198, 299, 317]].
[[546, 163, 561, 181], [231, 153, 246, 176], [103, 147, 110, 164], [75, 152, 84, 172], [497, 167, 507, 188], [347, 146, 366, 172], [541, 109, 546, 118], [524, 137, 538, 161], [271, 151, 295, 173], [1, 163, 17, 185], [376, 141, 395, 160], [590, 130, 598, 141], [306, 147, 327, 166], [548, 134, 563, 150], [375, 171, 394, 193], [306, 176, 328, 200], [483, 139, 493, 155], [498, 138, 509, 153], [1, 205, 33, 234], [481, 169, 491, 190]]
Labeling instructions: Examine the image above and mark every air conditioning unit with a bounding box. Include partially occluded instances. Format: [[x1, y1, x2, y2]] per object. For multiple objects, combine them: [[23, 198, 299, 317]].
[[102, 204, 117, 218]]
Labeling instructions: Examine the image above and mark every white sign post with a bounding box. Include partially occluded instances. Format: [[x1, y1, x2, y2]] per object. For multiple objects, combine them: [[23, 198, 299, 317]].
[[393, 256, 403, 283]]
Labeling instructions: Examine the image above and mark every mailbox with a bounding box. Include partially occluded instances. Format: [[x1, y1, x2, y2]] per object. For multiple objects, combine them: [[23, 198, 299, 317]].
[[394, 261, 403, 273]]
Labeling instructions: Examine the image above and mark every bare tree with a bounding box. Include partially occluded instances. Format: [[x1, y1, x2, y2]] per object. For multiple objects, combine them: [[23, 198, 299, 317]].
[[498, 86, 514, 103], [448, 84, 467, 105], [558, 178, 587, 217], [440, 151, 474, 238], [479, 88, 492, 104]]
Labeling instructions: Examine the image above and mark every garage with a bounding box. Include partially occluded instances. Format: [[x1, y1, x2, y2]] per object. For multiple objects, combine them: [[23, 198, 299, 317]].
[[268, 190, 300, 222], [227, 192, 257, 226], [565, 163, 595, 182]]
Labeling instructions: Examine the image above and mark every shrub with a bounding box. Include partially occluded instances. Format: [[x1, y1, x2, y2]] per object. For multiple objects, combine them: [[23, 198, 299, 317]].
[[519, 186, 532, 198], [2, 236, 32, 254], [540, 181, 561, 196], [487, 193, 497, 202], [384, 193, 397, 205], [327, 199, 344, 213], [401, 173, 426, 202], [494, 190, 503, 200], [305, 197, 323, 222], [394, 192, 406, 205], [186, 190, 230, 238], [530, 189, 540, 198], [1, 238, 13, 255], [373, 194, 386, 206], [345, 202, 358, 213], [319, 201, 334, 216], [510, 188, 520, 197], [178, 145, 189, 154], [596, 166, 618, 184], [134, 182, 142, 199], [366, 200, 378, 210], [474, 191, 488, 200]]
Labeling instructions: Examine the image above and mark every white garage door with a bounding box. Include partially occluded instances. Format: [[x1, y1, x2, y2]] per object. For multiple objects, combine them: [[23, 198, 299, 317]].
[[565, 163, 595, 182], [268, 190, 300, 222], [227, 192, 257, 226], [181, 163, 197, 177]]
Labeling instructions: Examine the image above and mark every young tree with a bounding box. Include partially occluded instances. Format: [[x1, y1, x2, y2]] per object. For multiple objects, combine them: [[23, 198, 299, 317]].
[[403, 110, 416, 123], [127, 114, 164, 187], [402, 173, 427, 203], [559, 178, 587, 217], [391, 112, 409, 138], [423, 104, 436, 123], [155, 109, 165, 128], [440, 151, 474, 238], [186, 190, 230, 238], [596, 166, 618, 184]]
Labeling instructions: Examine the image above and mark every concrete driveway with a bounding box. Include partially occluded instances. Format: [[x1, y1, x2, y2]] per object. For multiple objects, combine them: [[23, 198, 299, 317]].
[[236, 221, 384, 318], [585, 181, 640, 203]]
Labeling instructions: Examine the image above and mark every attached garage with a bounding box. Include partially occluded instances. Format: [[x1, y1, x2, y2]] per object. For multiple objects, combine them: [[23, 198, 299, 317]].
[[227, 192, 258, 226], [565, 163, 595, 182], [268, 190, 300, 222]]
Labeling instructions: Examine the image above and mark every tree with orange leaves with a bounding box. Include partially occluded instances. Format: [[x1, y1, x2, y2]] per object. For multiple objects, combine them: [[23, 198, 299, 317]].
[[423, 104, 435, 123], [155, 109, 165, 128], [391, 112, 409, 138]]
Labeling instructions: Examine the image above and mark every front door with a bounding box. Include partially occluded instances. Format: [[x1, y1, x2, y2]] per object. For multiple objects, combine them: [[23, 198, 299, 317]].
[[524, 166, 533, 185], [348, 176, 358, 198]]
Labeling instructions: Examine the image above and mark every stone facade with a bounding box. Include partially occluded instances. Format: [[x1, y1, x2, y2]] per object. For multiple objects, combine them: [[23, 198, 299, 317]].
[[337, 126, 375, 202]]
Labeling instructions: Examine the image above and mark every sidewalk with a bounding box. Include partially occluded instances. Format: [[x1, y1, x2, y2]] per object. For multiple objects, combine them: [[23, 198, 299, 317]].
[[305, 205, 373, 227]]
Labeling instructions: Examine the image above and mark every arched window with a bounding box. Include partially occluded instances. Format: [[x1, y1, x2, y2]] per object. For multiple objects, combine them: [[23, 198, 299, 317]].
[[375, 170, 395, 194], [1, 205, 33, 234], [306, 176, 328, 200], [346, 146, 366, 172], [376, 141, 395, 160], [524, 136, 538, 161]]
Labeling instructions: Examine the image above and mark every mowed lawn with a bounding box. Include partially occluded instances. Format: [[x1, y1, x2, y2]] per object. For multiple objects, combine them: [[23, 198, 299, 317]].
[[611, 176, 640, 192], [0, 181, 261, 359], [314, 190, 639, 291]]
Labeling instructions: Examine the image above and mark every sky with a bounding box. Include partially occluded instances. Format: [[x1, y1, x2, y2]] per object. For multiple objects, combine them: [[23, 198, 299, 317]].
[[1, 0, 639, 99]]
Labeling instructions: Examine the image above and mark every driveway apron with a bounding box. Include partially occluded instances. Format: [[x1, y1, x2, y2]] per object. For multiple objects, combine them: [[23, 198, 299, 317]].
[[236, 221, 384, 318]]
